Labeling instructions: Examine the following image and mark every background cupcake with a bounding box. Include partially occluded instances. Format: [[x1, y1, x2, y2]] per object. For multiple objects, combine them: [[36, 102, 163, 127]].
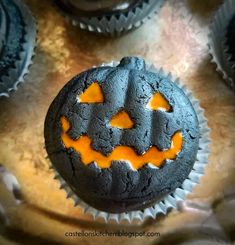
[[54, 0, 165, 35], [0, 0, 36, 97], [209, 0, 235, 91]]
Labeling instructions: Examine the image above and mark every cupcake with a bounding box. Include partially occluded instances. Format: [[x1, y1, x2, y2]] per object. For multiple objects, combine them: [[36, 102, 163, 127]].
[[225, 15, 235, 69], [45, 57, 210, 222], [54, 0, 165, 35], [0, 0, 36, 97], [209, 0, 235, 91]]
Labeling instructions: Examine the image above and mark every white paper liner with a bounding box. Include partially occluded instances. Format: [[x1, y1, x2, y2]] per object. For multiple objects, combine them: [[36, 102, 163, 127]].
[[0, 0, 37, 98], [55, 0, 165, 35], [51, 60, 211, 224], [208, 0, 235, 91]]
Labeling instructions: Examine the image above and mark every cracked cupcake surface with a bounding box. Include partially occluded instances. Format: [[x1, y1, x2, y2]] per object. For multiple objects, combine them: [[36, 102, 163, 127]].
[[44, 57, 200, 213]]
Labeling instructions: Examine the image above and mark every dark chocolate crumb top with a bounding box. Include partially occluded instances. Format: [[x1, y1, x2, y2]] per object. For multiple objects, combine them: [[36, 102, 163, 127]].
[[226, 14, 235, 63], [44, 57, 200, 213], [0, 0, 25, 78]]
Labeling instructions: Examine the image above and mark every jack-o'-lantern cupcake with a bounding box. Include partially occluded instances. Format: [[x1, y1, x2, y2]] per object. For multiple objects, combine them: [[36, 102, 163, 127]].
[[44, 57, 210, 223], [0, 0, 36, 97], [54, 0, 165, 35]]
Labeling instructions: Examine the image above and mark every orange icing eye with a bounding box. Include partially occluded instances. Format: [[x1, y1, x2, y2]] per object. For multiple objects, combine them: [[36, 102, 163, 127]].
[[60, 116, 183, 170], [78, 82, 104, 103], [110, 110, 134, 129], [147, 92, 172, 112]]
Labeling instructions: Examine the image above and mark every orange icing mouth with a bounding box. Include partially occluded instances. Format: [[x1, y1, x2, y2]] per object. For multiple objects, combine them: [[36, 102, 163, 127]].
[[61, 116, 183, 169]]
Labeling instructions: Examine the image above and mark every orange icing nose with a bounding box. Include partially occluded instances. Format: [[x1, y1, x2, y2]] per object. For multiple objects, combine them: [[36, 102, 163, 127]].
[[60, 116, 183, 170], [110, 110, 134, 129]]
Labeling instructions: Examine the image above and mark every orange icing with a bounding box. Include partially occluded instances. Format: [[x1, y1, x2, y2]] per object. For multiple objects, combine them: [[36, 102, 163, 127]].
[[110, 110, 134, 129], [147, 92, 172, 111], [61, 116, 183, 169], [79, 82, 104, 103]]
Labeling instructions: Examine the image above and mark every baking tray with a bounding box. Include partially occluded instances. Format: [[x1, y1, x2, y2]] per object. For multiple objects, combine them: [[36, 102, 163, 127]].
[[0, 0, 235, 244]]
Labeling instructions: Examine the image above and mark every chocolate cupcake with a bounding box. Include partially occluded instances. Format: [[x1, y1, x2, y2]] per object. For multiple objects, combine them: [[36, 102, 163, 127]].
[[44, 57, 210, 221], [209, 0, 235, 91], [55, 0, 165, 35], [45, 57, 210, 220], [0, 0, 36, 97], [225, 15, 235, 68]]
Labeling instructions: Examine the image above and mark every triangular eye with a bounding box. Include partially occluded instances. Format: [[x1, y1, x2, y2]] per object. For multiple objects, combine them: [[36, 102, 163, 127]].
[[78, 82, 104, 103], [147, 92, 172, 112], [110, 110, 134, 129]]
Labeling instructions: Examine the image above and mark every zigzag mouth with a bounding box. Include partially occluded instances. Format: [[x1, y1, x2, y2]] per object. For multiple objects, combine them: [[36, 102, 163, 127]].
[[60, 116, 183, 170]]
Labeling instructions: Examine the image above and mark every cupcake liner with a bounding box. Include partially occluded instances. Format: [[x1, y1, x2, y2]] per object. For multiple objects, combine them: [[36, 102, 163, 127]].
[[208, 0, 235, 91], [0, 164, 23, 205], [50, 60, 211, 224], [0, 0, 37, 98], [0, 164, 23, 231], [55, 0, 165, 35]]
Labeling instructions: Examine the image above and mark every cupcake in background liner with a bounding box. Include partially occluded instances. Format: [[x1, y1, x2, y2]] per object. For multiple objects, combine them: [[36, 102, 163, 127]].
[[209, 0, 235, 91], [54, 0, 165, 35], [0, 164, 23, 232], [45, 57, 211, 224], [0, 0, 37, 98]]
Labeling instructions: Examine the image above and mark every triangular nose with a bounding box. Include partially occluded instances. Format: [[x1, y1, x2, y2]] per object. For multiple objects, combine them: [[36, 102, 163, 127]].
[[110, 110, 134, 129]]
